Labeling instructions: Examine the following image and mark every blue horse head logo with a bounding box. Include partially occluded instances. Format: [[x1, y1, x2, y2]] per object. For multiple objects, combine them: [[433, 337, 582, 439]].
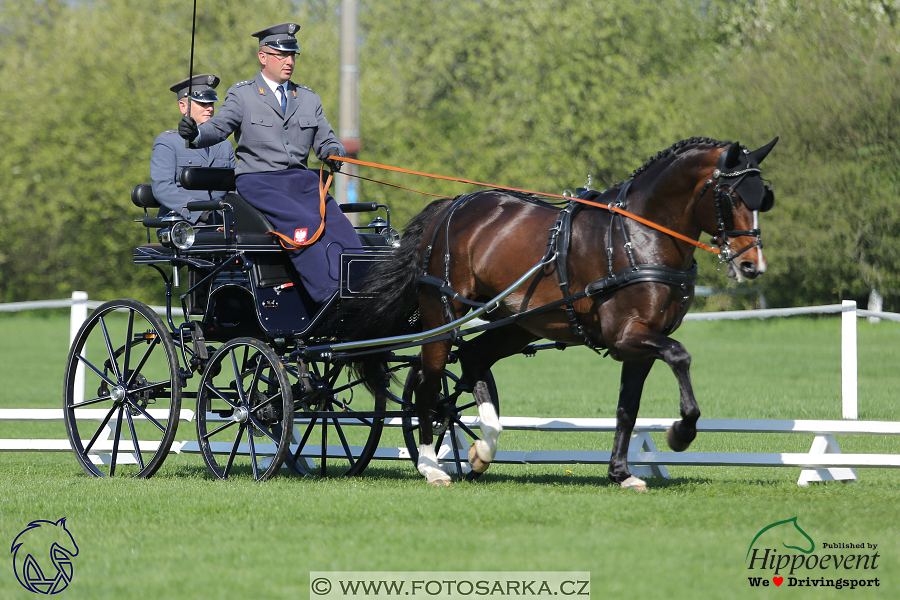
[[11, 518, 79, 594]]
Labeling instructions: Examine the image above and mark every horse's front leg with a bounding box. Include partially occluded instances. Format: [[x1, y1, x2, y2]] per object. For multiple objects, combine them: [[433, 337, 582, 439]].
[[609, 319, 701, 487], [609, 360, 655, 490]]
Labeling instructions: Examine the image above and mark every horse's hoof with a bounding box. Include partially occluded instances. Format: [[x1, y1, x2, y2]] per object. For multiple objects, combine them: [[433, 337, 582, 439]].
[[620, 476, 647, 491], [428, 476, 451, 487], [468, 444, 490, 474], [666, 425, 691, 452]]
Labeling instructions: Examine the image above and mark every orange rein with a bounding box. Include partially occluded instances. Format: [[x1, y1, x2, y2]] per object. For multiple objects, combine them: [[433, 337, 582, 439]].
[[266, 166, 333, 250], [330, 156, 720, 255]]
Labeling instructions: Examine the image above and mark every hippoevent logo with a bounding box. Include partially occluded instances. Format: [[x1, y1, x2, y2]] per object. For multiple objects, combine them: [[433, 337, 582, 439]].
[[10, 518, 79, 594], [745, 517, 880, 590]]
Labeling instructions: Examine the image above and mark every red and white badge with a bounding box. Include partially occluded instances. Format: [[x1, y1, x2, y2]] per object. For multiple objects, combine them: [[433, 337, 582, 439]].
[[293, 228, 308, 244]]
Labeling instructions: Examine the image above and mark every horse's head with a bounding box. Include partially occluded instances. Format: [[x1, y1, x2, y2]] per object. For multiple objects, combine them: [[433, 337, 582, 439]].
[[694, 137, 778, 281]]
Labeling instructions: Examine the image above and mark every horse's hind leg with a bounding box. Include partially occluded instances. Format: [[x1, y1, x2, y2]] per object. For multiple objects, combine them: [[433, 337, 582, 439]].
[[456, 326, 537, 474], [415, 336, 454, 486]]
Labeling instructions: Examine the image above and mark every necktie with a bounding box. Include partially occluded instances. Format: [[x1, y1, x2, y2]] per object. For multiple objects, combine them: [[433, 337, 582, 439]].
[[278, 85, 287, 113]]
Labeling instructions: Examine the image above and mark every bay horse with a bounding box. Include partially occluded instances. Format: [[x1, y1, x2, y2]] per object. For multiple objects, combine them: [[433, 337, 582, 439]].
[[347, 137, 777, 490]]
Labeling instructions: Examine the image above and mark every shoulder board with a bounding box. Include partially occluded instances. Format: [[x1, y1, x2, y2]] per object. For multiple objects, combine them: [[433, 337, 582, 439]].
[[293, 84, 314, 93], [162, 130, 178, 135], [234, 79, 254, 88]]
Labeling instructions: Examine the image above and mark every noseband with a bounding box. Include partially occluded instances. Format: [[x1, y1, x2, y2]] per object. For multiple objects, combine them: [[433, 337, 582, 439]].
[[695, 166, 763, 264]]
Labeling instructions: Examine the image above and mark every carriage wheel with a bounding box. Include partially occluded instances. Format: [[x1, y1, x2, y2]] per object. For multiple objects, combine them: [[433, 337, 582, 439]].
[[400, 366, 500, 481], [196, 338, 293, 481], [282, 358, 386, 477], [63, 299, 182, 478]]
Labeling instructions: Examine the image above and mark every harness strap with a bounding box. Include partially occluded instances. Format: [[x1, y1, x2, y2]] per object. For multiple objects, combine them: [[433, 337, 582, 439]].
[[549, 201, 599, 353], [418, 274, 486, 309], [585, 262, 698, 298]]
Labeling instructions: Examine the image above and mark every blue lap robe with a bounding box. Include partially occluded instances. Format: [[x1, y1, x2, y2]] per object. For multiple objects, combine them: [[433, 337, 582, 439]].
[[236, 169, 362, 303]]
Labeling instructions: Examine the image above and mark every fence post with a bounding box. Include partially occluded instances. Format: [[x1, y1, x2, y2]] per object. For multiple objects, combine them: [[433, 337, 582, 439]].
[[841, 300, 858, 419], [70, 291, 89, 407]]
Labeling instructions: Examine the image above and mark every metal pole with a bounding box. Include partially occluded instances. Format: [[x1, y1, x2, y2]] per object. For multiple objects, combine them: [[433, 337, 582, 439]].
[[337, 0, 360, 224]]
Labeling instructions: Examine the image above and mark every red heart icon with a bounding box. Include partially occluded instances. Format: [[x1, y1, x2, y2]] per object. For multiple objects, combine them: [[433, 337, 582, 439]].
[[773, 577, 783, 586]]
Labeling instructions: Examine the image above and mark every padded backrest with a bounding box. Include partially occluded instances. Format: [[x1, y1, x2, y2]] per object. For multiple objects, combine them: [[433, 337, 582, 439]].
[[132, 184, 160, 209], [179, 167, 236, 191]]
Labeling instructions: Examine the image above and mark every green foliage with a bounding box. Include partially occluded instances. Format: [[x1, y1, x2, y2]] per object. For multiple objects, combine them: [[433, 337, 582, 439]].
[[0, 0, 898, 309]]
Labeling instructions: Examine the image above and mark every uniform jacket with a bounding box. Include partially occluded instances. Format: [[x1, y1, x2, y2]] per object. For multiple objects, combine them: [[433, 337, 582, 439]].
[[194, 72, 343, 176], [150, 130, 236, 223]]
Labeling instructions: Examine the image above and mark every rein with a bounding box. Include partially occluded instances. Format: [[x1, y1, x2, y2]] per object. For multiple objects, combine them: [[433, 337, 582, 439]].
[[331, 156, 722, 255]]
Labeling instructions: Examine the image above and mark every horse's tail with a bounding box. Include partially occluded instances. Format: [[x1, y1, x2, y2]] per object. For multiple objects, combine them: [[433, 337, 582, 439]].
[[344, 197, 455, 399]]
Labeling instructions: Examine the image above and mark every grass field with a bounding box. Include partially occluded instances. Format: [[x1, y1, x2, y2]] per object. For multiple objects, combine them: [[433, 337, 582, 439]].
[[0, 312, 898, 599]]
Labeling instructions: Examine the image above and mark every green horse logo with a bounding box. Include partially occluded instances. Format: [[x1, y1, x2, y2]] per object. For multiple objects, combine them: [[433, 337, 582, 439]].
[[11, 518, 79, 594], [746, 516, 815, 560]]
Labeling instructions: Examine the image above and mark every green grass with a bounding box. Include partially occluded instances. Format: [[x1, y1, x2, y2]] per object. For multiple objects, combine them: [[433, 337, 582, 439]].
[[0, 312, 898, 599]]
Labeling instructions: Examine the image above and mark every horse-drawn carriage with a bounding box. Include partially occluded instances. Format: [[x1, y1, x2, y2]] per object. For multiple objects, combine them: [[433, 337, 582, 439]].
[[63, 137, 777, 489]]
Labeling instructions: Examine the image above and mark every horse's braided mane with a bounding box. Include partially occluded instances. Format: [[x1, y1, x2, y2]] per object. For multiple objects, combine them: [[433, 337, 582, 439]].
[[629, 137, 731, 180]]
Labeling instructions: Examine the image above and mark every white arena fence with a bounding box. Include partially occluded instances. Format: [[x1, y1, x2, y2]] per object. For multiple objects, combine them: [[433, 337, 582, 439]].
[[2, 292, 899, 486]]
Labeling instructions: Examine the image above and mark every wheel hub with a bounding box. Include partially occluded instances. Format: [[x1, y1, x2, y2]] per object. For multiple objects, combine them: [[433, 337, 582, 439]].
[[111, 386, 126, 403], [232, 406, 250, 423]]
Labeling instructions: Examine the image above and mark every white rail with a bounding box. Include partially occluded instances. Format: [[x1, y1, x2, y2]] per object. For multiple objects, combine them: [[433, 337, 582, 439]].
[[1, 292, 898, 485]]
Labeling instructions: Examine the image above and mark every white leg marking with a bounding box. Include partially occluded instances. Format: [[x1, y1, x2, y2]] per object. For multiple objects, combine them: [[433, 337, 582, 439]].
[[417, 443, 450, 485], [620, 475, 647, 491], [474, 401, 501, 463]]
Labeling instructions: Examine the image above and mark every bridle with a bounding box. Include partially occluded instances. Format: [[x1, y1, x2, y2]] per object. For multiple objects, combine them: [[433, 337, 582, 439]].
[[695, 163, 765, 265]]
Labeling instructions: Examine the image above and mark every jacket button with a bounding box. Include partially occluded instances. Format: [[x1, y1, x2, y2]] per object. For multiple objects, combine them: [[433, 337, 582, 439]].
[[283, 125, 288, 130]]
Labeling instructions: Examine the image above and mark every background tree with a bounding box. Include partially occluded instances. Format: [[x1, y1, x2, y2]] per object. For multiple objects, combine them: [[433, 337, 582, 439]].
[[0, 0, 897, 310]]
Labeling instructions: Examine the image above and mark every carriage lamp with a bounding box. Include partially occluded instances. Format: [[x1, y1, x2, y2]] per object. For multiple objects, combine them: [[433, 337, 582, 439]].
[[171, 221, 196, 250], [368, 216, 401, 248]]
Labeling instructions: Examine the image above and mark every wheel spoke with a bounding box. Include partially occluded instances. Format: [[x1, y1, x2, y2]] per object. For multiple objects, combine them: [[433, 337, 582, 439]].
[[203, 381, 240, 409], [248, 356, 267, 402], [229, 350, 247, 405], [83, 404, 119, 454], [454, 418, 481, 441], [330, 417, 355, 467], [320, 419, 327, 476], [99, 316, 123, 382], [249, 390, 280, 413], [125, 400, 168, 433], [69, 393, 114, 409], [448, 421, 464, 481], [74, 353, 118, 390], [126, 337, 161, 387], [203, 418, 238, 441], [122, 310, 135, 378], [248, 425, 259, 480], [128, 379, 171, 396], [248, 417, 280, 444], [292, 416, 317, 461], [124, 405, 146, 471], [223, 425, 245, 478], [328, 398, 374, 427], [109, 405, 125, 476]]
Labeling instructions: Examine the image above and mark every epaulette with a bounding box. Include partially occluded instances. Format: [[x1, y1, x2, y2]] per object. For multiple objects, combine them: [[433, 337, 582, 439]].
[[234, 79, 254, 88], [293, 84, 314, 93]]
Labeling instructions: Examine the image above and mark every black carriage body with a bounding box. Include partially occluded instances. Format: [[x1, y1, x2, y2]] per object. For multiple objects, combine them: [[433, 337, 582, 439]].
[[132, 173, 393, 344]]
